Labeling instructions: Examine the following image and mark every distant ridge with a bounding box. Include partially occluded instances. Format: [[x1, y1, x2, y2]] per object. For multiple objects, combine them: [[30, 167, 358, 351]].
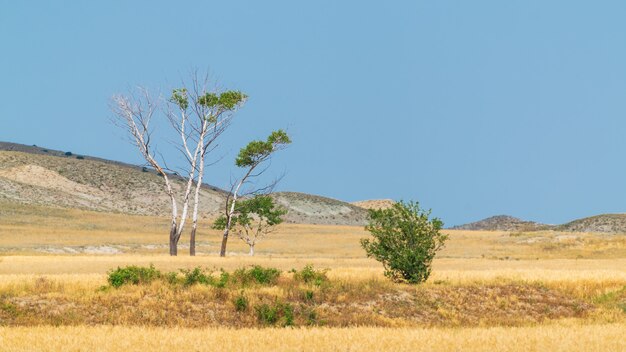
[[451, 215, 552, 232], [0, 141, 367, 225], [557, 214, 626, 233]]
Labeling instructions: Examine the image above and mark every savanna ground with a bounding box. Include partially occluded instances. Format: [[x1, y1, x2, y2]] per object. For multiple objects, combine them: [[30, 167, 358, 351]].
[[0, 202, 625, 351]]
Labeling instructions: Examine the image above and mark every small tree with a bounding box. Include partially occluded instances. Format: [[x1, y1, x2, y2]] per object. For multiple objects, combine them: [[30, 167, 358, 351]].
[[213, 195, 286, 256], [360, 201, 448, 284], [217, 130, 291, 257]]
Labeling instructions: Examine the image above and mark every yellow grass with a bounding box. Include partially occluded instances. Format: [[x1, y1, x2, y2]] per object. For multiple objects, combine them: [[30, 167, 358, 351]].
[[1, 323, 625, 352], [1, 203, 625, 350], [2, 202, 625, 259]]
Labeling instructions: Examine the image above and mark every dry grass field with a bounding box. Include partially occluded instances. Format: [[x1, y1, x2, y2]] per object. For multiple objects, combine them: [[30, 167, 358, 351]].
[[0, 204, 625, 351]]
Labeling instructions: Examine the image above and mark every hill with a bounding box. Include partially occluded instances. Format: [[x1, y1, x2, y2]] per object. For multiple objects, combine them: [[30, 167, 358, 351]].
[[451, 215, 552, 232], [557, 214, 626, 233], [273, 192, 368, 226], [0, 142, 367, 225], [351, 199, 395, 210]]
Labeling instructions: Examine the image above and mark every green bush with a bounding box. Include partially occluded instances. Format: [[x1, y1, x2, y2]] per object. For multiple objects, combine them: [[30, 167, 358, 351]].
[[360, 201, 448, 284], [107, 264, 161, 288], [164, 272, 180, 285], [213, 270, 230, 288], [181, 267, 212, 286], [293, 264, 329, 286], [233, 292, 249, 312], [255, 301, 294, 326], [233, 265, 280, 286]]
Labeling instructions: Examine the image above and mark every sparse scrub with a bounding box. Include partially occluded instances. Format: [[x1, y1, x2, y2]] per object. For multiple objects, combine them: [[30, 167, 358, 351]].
[[292, 264, 329, 286], [233, 265, 281, 286], [107, 264, 161, 288], [181, 267, 212, 286], [255, 301, 294, 326], [233, 292, 249, 312]]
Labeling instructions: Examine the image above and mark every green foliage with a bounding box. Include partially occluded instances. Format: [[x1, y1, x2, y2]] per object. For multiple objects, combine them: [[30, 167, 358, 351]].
[[360, 201, 448, 284], [303, 290, 314, 301], [212, 196, 286, 250], [254, 301, 294, 326], [293, 264, 329, 287], [197, 90, 247, 110], [76, 155, 85, 160], [64, 151, 72, 156], [233, 265, 281, 286], [212, 196, 286, 230], [233, 292, 249, 312], [215, 270, 230, 288], [170, 88, 188, 110], [211, 215, 228, 230], [181, 267, 212, 286], [107, 264, 161, 288], [235, 129, 291, 167], [164, 271, 180, 285], [233, 196, 287, 229]]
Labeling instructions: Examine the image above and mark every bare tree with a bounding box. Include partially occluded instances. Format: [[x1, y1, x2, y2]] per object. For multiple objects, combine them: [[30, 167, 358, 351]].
[[213, 130, 291, 257], [111, 77, 246, 256], [166, 74, 246, 256]]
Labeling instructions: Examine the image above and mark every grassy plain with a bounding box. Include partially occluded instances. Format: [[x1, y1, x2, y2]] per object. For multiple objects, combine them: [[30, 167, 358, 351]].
[[0, 203, 625, 351]]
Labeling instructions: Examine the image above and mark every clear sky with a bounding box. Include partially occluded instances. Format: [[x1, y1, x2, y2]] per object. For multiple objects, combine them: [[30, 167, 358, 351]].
[[1, 1, 626, 227]]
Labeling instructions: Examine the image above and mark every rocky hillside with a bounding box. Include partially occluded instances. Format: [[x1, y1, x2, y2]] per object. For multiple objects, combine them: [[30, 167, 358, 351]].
[[273, 192, 368, 226], [0, 142, 367, 225], [557, 214, 626, 233], [451, 215, 553, 232]]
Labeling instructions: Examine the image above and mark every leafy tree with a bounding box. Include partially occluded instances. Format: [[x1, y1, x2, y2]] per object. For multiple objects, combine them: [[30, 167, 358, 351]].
[[111, 72, 246, 256], [167, 81, 247, 256], [214, 195, 286, 255], [217, 130, 291, 257], [360, 201, 448, 284]]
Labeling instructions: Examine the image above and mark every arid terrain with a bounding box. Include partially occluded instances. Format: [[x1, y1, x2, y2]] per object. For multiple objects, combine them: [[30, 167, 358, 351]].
[[0, 145, 625, 351]]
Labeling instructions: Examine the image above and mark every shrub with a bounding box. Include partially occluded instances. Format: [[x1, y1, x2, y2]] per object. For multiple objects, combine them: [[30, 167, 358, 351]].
[[181, 267, 212, 286], [164, 272, 180, 285], [255, 301, 294, 326], [108, 264, 161, 288], [293, 264, 329, 286], [233, 292, 249, 312], [360, 201, 448, 284], [76, 155, 85, 160], [64, 151, 72, 156], [216, 271, 230, 288], [255, 303, 280, 324], [233, 265, 280, 286]]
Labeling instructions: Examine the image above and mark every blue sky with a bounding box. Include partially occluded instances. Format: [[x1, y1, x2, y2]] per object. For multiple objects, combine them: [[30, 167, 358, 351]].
[[1, 1, 626, 226]]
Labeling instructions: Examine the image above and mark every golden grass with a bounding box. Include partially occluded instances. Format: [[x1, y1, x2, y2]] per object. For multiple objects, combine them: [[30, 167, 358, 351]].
[[1, 323, 625, 352], [1, 203, 625, 350], [2, 201, 626, 259], [1, 256, 625, 283]]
